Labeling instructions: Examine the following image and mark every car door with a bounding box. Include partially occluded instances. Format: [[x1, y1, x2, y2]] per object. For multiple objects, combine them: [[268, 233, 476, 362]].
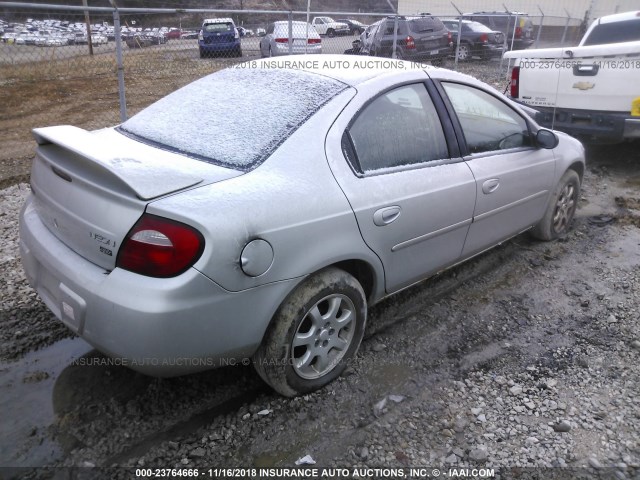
[[437, 81, 556, 258], [325, 78, 477, 293]]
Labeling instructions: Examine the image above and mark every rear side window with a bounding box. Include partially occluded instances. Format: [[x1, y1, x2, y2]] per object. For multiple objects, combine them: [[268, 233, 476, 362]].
[[583, 19, 640, 45], [345, 84, 449, 173], [204, 22, 233, 33], [120, 68, 348, 171]]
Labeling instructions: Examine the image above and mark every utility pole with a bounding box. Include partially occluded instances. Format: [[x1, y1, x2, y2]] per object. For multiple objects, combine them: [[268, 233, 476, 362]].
[[82, 0, 94, 55]]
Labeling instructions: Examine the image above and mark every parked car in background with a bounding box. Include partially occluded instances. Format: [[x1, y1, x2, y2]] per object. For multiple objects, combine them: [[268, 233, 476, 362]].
[[441, 19, 505, 60], [335, 18, 368, 36], [256, 27, 266, 36], [198, 17, 242, 57], [259, 21, 321, 57], [462, 11, 534, 50], [358, 15, 452, 65], [19, 55, 584, 397], [311, 16, 350, 37], [125, 34, 156, 48], [167, 28, 182, 39]]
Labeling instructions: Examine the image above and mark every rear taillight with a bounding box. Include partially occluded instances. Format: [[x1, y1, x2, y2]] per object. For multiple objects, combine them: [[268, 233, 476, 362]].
[[479, 33, 488, 43], [510, 66, 520, 98], [275, 38, 289, 43], [515, 26, 522, 38], [446, 31, 452, 45], [307, 38, 321, 44], [405, 35, 415, 49], [117, 214, 204, 278]]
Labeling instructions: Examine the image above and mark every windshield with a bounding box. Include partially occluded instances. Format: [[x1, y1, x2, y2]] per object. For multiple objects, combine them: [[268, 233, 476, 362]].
[[120, 68, 348, 171]]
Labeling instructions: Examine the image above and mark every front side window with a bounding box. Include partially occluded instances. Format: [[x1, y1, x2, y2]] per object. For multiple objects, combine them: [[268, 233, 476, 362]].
[[345, 84, 449, 173], [442, 82, 531, 154]]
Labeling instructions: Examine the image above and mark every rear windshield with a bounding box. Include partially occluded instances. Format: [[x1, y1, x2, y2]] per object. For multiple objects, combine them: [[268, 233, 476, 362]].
[[204, 22, 233, 33], [408, 17, 444, 33], [119, 68, 348, 171], [583, 19, 640, 45], [466, 21, 493, 32]]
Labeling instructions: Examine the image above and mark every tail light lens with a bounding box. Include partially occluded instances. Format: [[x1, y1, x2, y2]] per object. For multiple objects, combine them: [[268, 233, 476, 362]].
[[515, 26, 522, 38], [446, 31, 452, 45], [117, 214, 205, 278], [307, 38, 321, 44], [275, 38, 289, 43], [479, 33, 488, 43], [405, 35, 415, 49], [510, 66, 520, 98]]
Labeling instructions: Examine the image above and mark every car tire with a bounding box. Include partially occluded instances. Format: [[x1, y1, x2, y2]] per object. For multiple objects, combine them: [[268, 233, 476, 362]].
[[456, 42, 471, 61], [235, 47, 242, 57], [253, 267, 367, 397], [199, 48, 205, 58], [327, 28, 335, 38], [531, 169, 580, 241], [431, 57, 446, 67]]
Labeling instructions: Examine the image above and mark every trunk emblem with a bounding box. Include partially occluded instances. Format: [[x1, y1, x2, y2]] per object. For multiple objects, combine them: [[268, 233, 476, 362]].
[[573, 81, 595, 90]]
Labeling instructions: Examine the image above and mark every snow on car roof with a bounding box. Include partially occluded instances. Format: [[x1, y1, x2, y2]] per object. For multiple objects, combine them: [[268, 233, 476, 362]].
[[203, 18, 234, 24], [120, 67, 348, 171]]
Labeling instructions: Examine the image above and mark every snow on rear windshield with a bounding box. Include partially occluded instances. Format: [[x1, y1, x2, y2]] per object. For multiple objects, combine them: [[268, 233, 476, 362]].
[[120, 68, 348, 170]]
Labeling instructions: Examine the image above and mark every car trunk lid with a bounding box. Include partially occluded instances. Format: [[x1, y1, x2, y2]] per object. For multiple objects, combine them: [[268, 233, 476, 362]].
[[29, 125, 242, 271]]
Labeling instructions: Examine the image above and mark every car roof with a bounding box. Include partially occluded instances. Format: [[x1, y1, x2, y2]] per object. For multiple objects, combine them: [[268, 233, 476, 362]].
[[246, 54, 488, 87], [203, 18, 234, 24], [464, 11, 528, 15], [596, 10, 640, 24]]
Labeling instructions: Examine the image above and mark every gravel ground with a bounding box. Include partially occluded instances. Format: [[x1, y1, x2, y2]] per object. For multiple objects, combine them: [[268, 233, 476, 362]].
[[0, 63, 639, 479]]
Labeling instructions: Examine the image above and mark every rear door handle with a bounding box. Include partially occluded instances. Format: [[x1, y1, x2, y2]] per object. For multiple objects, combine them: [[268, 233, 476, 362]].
[[482, 178, 500, 194], [373, 206, 401, 226]]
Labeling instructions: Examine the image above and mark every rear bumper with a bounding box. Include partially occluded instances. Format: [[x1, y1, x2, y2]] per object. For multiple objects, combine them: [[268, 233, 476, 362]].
[[479, 43, 505, 57], [19, 195, 297, 377], [404, 45, 452, 60], [273, 43, 322, 55], [199, 39, 241, 52], [530, 105, 640, 143]]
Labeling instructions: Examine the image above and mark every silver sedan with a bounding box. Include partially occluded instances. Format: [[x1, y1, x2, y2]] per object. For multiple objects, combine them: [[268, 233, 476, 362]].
[[259, 20, 322, 57], [20, 55, 585, 396]]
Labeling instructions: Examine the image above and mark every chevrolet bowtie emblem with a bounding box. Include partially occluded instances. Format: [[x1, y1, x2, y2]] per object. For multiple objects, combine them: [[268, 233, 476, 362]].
[[573, 81, 595, 90]]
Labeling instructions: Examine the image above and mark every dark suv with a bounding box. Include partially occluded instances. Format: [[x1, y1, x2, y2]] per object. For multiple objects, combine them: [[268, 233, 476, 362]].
[[359, 15, 452, 64], [462, 12, 534, 50]]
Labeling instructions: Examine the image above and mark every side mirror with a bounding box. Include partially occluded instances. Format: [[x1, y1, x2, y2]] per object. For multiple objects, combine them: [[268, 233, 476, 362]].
[[536, 129, 559, 149]]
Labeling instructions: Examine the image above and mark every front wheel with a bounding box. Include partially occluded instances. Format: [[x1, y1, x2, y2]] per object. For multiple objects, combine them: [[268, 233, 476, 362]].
[[253, 267, 367, 397], [531, 169, 580, 241]]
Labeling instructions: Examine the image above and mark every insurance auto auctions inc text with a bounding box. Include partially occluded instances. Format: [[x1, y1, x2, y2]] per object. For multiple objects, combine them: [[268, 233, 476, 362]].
[[194, 467, 496, 478]]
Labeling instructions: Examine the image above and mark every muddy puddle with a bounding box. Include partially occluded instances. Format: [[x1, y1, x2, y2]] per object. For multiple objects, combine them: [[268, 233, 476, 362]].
[[0, 337, 92, 466]]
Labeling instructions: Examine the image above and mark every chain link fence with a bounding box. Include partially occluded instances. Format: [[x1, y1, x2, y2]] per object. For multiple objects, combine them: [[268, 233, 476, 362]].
[[2, 0, 631, 184]]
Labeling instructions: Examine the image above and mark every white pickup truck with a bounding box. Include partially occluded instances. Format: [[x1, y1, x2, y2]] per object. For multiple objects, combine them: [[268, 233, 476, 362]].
[[504, 10, 640, 143], [311, 17, 349, 37]]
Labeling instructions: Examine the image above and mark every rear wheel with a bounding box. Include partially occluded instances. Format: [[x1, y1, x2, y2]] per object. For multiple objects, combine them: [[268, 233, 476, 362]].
[[327, 28, 335, 38], [253, 267, 367, 397], [531, 170, 580, 241], [455, 42, 471, 61], [431, 56, 446, 67]]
